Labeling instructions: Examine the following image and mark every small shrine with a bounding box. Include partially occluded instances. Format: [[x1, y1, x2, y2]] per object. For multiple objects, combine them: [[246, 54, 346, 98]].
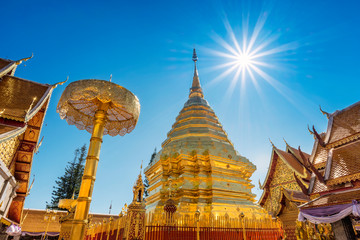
[[126, 169, 146, 240]]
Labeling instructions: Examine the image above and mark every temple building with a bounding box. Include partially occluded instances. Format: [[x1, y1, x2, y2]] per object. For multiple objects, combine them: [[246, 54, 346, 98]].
[[297, 102, 360, 239], [20, 209, 118, 239], [144, 49, 267, 218], [259, 141, 310, 239], [0, 56, 61, 238]]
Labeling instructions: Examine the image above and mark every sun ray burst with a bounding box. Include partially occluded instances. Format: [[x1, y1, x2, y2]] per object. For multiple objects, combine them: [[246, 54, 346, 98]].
[[207, 12, 302, 105]]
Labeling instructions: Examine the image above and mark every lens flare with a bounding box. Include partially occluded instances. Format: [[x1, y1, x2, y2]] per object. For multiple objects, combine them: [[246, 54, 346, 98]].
[[206, 13, 299, 101]]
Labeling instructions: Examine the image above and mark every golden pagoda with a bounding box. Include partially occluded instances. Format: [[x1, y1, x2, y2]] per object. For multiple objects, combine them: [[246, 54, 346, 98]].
[[144, 49, 267, 218]]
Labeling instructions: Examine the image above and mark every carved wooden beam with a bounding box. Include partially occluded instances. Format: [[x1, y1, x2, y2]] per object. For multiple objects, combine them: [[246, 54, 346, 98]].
[[298, 146, 325, 183], [312, 125, 326, 147]]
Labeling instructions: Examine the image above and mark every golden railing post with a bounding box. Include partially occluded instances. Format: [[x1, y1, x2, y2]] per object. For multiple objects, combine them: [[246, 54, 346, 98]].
[[70, 103, 108, 240], [240, 213, 246, 240], [115, 216, 121, 240], [100, 219, 106, 240], [195, 210, 200, 240], [107, 217, 113, 240]]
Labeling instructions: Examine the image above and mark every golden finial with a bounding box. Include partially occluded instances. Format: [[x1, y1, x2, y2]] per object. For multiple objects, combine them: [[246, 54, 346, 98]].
[[26, 175, 35, 197], [52, 76, 69, 89], [34, 136, 44, 154], [71, 190, 75, 200], [319, 105, 330, 119], [258, 179, 264, 189], [307, 125, 314, 136], [20, 209, 29, 225], [269, 138, 275, 148], [283, 138, 289, 147], [15, 53, 34, 65], [192, 48, 198, 62], [25, 97, 37, 114], [109, 200, 112, 214]]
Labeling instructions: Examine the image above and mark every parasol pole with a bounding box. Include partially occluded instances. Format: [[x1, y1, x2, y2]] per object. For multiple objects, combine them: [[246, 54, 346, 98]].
[[70, 102, 109, 240]]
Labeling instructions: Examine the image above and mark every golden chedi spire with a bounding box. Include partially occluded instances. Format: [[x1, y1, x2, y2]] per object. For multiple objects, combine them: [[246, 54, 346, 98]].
[[145, 49, 267, 219], [189, 48, 203, 98]]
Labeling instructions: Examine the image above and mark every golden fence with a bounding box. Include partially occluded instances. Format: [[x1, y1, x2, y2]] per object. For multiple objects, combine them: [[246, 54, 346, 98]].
[[85, 215, 127, 240], [85, 212, 284, 240]]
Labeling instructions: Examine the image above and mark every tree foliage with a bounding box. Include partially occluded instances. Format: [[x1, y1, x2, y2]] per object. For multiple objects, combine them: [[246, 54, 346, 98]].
[[47, 144, 87, 209]]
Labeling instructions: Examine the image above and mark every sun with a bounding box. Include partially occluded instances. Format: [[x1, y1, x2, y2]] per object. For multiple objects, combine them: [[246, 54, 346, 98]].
[[206, 13, 299, 99], [236, 53, 251, 67]]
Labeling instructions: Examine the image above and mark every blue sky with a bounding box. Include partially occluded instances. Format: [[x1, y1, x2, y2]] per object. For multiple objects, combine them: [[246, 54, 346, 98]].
[[2, 0, 360, 214]]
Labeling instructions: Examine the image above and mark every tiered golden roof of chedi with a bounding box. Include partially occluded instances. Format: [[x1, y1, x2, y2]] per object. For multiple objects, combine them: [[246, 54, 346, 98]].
[[144, 49, 267, 218]]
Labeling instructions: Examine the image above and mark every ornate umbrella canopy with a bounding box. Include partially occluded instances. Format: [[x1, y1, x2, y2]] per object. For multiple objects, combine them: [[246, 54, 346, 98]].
[[57, 79, 140, 136]]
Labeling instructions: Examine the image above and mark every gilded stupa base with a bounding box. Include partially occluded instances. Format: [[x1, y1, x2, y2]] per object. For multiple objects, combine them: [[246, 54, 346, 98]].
[[147, 201, 270, 220]]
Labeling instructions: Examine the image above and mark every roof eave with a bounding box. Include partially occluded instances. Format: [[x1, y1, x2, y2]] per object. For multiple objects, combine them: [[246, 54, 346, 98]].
[[25, 86, 53, 123], [0, 62, 16, 78], [260, 148, 277, 190], [274, 148, 308, 179], [0, 125, 27, 144]]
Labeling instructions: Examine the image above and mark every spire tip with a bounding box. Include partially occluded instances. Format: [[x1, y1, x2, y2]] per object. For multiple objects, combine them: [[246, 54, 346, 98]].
[[192, 48, 198, 62]]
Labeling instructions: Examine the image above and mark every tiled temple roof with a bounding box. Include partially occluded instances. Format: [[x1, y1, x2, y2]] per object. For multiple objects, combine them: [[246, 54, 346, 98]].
[[259, 143, 310, 206], [325, 102, 360, 145], [306, 101, 360, 196], [0, 55, 55, 223], [327, 141, 360, 185], [0, 75, 52, 123]]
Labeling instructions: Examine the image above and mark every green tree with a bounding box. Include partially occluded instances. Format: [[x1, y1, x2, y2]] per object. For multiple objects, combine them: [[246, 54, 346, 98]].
[[47, 144, 87, 209]]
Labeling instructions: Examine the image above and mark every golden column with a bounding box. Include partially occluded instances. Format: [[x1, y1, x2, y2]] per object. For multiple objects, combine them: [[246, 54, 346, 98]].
[[57, 79, 140, 240]]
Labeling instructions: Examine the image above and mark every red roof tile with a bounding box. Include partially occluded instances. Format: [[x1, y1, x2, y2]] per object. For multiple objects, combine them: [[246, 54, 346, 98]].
[[328, 141, 360, 185], [326, 102, 360, 144], [276, 149, 310, 179]]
